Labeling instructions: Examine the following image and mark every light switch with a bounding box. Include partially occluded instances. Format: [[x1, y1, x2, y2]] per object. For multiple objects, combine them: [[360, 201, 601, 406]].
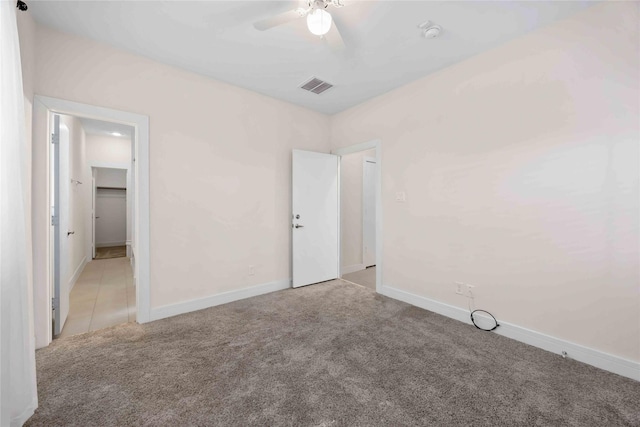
[[395, 191, 406, 202]]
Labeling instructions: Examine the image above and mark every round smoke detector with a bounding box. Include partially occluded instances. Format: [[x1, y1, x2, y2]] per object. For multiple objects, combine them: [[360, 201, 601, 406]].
[[422, 25, 442, 39], [417, 21, 442, 39]]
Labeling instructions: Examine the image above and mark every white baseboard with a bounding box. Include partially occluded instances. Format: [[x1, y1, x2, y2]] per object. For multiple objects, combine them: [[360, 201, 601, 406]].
[[68, 256, 87, 292], [149, 278, 292, 322], [96, 241, 126, 248], [342, 263, 366, 275], [380, 285, 640, 382]]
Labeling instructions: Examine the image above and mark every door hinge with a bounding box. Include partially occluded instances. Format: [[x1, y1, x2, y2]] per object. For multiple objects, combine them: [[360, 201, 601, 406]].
[[51, 133, 59, 144], [51, 215, 59, 226], [52, 297, 58, 310]]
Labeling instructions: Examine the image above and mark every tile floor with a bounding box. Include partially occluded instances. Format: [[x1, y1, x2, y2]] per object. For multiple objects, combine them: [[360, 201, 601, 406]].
[[59, 257, 136, 338], [342, 266, 376, 291]]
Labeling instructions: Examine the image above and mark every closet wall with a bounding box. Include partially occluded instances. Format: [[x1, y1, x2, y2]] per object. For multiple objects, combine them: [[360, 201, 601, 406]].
[[60, 115, 88, 289], [340, 148, 376, 273], [95, 168, 127, 248]]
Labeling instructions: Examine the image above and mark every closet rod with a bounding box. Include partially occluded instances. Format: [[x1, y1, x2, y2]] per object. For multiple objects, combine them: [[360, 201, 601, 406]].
[[96, 186, 126, 190]]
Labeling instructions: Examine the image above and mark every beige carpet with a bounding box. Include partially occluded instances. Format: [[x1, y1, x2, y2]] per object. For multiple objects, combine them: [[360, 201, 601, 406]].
[[26, 280, 640, 426], [95, 245, 126, 259]]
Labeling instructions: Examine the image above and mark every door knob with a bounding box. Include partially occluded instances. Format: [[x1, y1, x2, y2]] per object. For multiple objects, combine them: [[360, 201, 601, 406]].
[[294, 224, 304, 228], [67, 231, 75, 236]]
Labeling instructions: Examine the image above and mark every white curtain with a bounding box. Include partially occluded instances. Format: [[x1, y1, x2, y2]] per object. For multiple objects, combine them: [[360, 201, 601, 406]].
[[0, 1, 38, 426]]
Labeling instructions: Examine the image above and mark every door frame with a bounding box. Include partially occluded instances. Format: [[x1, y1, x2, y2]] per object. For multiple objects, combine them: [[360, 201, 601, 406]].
[[333, 139, 382, 293], [362, 156, 376, 268], [33, 95, 150, 348]]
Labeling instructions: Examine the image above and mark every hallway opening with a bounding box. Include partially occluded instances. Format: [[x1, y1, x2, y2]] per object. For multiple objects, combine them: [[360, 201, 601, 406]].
[[60, 257, 135, 338]]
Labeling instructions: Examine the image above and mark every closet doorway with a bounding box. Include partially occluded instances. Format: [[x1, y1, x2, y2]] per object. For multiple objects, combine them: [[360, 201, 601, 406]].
[[92, 167, 130, 260]]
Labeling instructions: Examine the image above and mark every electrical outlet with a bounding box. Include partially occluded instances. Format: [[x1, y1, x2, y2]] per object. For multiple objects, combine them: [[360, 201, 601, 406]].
[[248, 265, 255, 276], [455, 282, 464, 295]]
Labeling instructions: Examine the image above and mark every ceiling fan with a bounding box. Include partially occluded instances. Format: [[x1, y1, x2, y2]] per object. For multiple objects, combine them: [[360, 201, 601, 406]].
[[253, 0, 348, 49]]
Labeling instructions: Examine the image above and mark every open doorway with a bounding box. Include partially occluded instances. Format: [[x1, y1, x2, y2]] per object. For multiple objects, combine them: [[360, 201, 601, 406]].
[[338, 148, 378, 291], [49, 113, 136, 338], [92, 167, 129, 260], [333, 139, 382, 292], [33, 95, 150, 348], [291, 141, 381, 291]]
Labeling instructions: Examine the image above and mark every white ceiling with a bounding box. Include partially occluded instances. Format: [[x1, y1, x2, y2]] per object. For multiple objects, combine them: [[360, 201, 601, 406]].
[[31, 1, 596, 115], [79, 117, 134, 139]]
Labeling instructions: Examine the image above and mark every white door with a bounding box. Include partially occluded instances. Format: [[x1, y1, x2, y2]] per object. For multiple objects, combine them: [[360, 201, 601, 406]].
[[52, 115, 70, 335], [363, 158, 376, 267], [292, 150, 339, 288]]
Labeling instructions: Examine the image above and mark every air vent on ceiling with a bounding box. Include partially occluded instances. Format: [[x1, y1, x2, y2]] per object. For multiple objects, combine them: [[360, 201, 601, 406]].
[[300, 77, 333, 95]]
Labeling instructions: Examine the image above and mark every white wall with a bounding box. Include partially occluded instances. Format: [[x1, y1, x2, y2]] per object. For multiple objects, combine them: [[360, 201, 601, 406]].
[[331, 2, 640, 363], [96, 167, 126, 187], [341, 148, 376, 271], [94, 190, 126, 247], [86, 134, 131, 165], [60, 115, 88, 290], [33, 24, 331, 311], [95, 168, 127, 247]]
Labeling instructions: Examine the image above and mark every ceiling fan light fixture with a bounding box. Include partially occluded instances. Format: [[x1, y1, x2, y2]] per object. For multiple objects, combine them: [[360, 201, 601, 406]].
[[306, 8, 332, 36]]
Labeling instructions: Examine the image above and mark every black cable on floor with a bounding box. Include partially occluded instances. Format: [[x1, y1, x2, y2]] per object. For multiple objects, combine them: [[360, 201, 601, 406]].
[[470, 309, 499, 331]]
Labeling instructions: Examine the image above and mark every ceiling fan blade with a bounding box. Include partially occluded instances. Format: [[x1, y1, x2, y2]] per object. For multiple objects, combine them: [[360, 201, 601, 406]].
[[253, 8, 306, 31], [324, 19, 347, 51]]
